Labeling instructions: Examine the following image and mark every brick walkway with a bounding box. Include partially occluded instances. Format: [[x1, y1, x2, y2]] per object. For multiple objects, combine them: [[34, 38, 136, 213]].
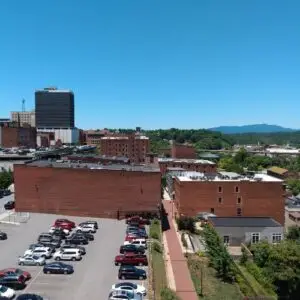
[[163, 200, 198, 300]]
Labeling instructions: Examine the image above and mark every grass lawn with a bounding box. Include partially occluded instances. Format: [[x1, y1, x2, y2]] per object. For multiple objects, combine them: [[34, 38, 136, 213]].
[[188, 254, 243, 300]]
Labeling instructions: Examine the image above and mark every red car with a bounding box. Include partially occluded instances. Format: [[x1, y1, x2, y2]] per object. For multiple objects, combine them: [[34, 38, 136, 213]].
[[0, 268, 31, 281], [126, 216, 150, 225], [125, 233, 141, 242], [115, 252, 148, 266], [54, 219, 75, 230]]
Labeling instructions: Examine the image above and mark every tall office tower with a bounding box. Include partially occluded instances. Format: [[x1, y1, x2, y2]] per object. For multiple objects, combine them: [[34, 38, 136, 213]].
[[35, 87, 75, 129]]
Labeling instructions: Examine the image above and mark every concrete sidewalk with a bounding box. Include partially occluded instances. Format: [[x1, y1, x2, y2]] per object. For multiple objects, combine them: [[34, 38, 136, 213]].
[[162, 200, 198, 300]]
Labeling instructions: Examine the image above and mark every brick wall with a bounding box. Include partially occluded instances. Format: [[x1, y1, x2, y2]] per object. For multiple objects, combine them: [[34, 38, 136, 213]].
[[171, 144, 196, 159], [159, 161, 217, 175], [174, 179, 285, 225], [14, 165, 161, 218]]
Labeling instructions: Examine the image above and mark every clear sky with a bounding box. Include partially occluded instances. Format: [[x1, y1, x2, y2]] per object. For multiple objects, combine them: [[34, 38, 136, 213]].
[[0, 0, 299, 130]]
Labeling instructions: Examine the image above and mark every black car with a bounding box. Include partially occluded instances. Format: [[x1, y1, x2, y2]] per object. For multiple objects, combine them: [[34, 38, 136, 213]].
[[51, 229, 67, 239], [4, 200, 15, 210], [65, 235, 88, 245], [118, 265, 147, 280], [39, 238, 61, 248], [2, 190, 11, 196], [0, 231, 7, 240], [71, 232, 94, 241], [120, 244, 145, 254], [43, 262, 74, 275], [60, 244, 86, 255], [79, 220, 98, 229], [16, 294, 44, 300], [0, 275, 26, 290]]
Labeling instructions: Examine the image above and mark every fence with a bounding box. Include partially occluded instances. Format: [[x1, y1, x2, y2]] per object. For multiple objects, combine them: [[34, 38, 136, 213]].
[[0, 209, 30, 224]]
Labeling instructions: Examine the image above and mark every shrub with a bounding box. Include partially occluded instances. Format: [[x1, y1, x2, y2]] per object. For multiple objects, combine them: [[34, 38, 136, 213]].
[[196, 251, 205, 257], [152, 241, 162, 253], [240, 247, 248, 265], [160, 287, 180, 300], [150, 231, 160, 240], [153, 218, 160, 225], [176, 216, 195, 233]]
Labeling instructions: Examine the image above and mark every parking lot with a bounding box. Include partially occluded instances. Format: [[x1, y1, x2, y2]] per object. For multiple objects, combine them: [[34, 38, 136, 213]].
[[0, 212, 134, 299]]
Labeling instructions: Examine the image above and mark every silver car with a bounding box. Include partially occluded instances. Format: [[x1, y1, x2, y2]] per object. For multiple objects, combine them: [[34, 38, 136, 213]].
[[18, 255, 46, 266]]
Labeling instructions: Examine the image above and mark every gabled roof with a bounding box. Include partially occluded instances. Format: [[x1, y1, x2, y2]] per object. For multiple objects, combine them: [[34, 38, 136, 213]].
[[208, 217, 282, 227], [267, 166, 288, 175]]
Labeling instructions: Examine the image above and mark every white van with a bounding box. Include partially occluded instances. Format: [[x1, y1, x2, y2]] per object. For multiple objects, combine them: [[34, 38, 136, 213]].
[[123, 238, 147, 249]]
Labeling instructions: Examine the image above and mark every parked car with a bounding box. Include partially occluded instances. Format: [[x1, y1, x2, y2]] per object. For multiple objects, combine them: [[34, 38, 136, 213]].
[[125, 233, 142, 242], [120, 244, 145, 254], [79, 220, 98, 229], [125, 229, 148, 239], [60, 244, 86, 255], [126, 216, 150, 225], [16, 294, 44, 300], [111, 282, 146, 297], [2, 190, 11, 196], [54, 219, 75, 230], [115, 253, 148, 266], [75, 224, 96, 233], [118, 265, 147, 280], [37, 233, 53, 242], [4, 201, 15, 210], [53, 249, 82, 261], [49, 227, 70, 235], [50, 229, 68, 239], [43, 262, 74, 274], [124, 238, 147, 249], [39, 238, 61, 249], [24, 247, 52, 259], [108, 290, 142, 300], [0, 284, 15, 298], [65, 235, 88, 245], [0, 231, 7, 240], [0, 268, 31, 281], [0, 275, 26, 290], [18, 255, 46, 266], [29, 243, 55, 253], [71, 232, 94, 241]]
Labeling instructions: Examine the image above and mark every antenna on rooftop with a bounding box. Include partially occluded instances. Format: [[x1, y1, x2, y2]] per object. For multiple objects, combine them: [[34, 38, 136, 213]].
[[22, 99, 26, 112]]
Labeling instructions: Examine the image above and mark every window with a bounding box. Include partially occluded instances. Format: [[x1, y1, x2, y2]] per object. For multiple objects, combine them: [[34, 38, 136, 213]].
[[251, 233, 260, 244], [235, 186, 240, 193], [223, 236, 230, 244], [237, 208, 242, 216], [237, 197, 242, 204], [211, 208, 215, 214], [272, 233, 282, 243], [218, 197, 223, 204], [218, 186, 222, 193]]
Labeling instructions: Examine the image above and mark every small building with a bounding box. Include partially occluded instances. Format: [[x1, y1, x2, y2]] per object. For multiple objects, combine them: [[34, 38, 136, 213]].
[[267, 166, 289, 179], [171, 141, 196, 159], [208, 217, 284, 246]]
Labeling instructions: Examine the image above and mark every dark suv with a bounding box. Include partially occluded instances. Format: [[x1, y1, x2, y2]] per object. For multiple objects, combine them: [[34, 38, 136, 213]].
[[118, 265, 146, 280], [0, 274, 26, 290], [65, 235, 88, 245], [120, 244, 145, 254]]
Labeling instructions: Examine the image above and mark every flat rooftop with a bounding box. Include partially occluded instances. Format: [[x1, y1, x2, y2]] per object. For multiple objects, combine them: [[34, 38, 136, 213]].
[[66, 154, 129, 162], [23, 160, 160, 173], [101, 135, 148, 140], [176, 171, 283, 182], [158, 158, 215, 165], [209, 217, 282, 227]]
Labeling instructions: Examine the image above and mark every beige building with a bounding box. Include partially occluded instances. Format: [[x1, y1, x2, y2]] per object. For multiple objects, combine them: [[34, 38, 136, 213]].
[[11, 111, 35, 127]]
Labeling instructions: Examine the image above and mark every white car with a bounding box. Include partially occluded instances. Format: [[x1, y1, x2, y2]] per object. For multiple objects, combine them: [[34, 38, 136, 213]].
[[75, 224, 96, 233], [49, 226, 70, 235], [53, 249, 82, 261], [24, 247, 52, 259], [108, 290, 142, 300], [111, 282, 146, 297], [0, 285, 15, 299], [124, 238, 147, 249]]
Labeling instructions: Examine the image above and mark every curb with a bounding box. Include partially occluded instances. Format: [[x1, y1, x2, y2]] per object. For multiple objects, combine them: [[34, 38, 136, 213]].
[[0, 221, 21, 225]]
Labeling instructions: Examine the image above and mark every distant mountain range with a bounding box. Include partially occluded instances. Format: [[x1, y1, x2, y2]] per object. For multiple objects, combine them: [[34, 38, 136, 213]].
[[209, 124, 298, 134]]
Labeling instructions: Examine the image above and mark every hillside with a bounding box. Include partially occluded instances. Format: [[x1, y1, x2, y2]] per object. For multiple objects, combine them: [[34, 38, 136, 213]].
[[210, 124, 297, 134]]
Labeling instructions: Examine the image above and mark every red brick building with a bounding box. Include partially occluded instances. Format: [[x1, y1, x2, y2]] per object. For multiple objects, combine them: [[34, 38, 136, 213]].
[[100, 133, 149, 164], [84, 129, 110, 146], [171, 143, 196, 159], [14, 161, 161, 219], [0, 126, 36, 148], [158, 158, 216, 175], [174, 172, 285, 225]]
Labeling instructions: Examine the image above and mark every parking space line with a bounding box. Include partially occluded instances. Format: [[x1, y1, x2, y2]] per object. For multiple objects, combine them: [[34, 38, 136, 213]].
[[23, 268, 43, 291]]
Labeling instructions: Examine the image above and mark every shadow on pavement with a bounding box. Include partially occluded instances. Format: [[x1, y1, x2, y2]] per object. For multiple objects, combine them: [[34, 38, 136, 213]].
[[161, 203, 170, 232]]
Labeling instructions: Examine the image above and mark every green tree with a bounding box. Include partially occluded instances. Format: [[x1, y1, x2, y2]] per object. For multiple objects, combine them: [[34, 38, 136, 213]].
[[286, 226, 300, 241], [287, 179, 300, 196], [0, 169, 13, 189]]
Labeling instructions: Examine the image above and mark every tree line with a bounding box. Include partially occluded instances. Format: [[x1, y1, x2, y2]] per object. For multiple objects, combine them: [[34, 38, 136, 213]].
[[0, 169, 13, 190]]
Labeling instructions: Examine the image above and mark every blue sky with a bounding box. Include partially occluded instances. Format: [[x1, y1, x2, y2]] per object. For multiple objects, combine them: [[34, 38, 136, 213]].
[[0, 0, 300, 129]]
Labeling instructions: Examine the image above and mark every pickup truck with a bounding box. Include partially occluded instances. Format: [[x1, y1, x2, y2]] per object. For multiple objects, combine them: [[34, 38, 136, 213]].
[[115, 252, 148, 266]]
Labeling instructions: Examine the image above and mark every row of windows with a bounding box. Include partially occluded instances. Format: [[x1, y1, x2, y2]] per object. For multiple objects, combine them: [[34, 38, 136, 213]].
[[223, 233, 282, 244], [218, 197, 242, 204], [218, 186, 241, 193], [210, 207, 242, 216]]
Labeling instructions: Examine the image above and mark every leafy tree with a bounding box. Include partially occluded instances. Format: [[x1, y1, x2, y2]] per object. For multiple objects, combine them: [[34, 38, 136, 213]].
[[0, 169, 13, 189], [287, 179, 300, 196], [286, 226, 300, 241], [176, 216, 196, 233]]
